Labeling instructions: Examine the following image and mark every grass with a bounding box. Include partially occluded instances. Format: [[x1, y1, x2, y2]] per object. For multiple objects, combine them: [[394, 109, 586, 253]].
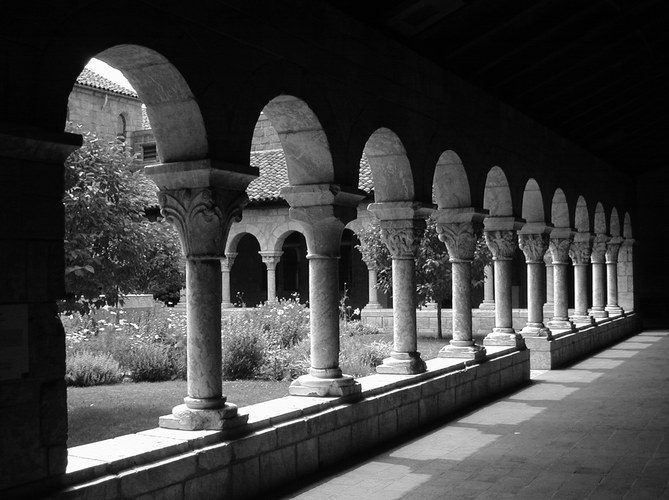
[[67, 333, 483, 448], [67, 379, 291, 447]]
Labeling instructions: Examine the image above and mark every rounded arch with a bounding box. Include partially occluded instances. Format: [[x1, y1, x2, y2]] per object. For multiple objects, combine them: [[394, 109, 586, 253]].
[[225, 228, 264, 255], [363, 127, 415, 202], [623, 212, 633, 239], [610, 207, 621, 237], [261, 95, 334, 186], [95, 44, 207, 163], [521, 178, 545, 223], [594, 202, 607, 234], [433, 150, 471, 208], [483, 166, 512, 216], [550, 188, 570, 228], [270, 221, 309, 253], [574, 196, 590, 232]]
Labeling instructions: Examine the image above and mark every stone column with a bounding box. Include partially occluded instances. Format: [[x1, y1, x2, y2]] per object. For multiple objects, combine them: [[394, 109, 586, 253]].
[[220, 253, 237, 308], [543, 252, 554, 315], [483, 217, 525, 347], [145, 162, 252, 432], [282, 185, 364, 396], [605, 237, 624, 316], [518, 230, 551, 337], [435, 209, 487, 360], [569, 235, 595, 325], [479, 263, 495, 309], [260, 251, 283, 303], [369, 202, 430, 374], [590, 234, 610, 319], [362, 258, 381, 309], [547, 231, 575, 332], [618, 238, 635, 312]]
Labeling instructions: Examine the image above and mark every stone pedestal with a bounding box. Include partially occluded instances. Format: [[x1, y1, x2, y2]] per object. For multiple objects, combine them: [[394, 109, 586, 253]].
[[518, 230, 551, 338], [569, 235, 596, 325], [260, 251, 282, 303], [590, 233, 610, 319], [605, 237, 624, 316], [369, 202, 431, 374], [435, 210, 486, 361], [282, 184, 364, 396], [483, 217, 525, 348], [547, 232, 575, 332], [220, 253, 237, 308], [146, 161, 254, 430]]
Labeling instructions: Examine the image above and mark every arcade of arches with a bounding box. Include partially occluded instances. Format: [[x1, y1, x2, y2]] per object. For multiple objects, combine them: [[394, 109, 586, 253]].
[[0, 2, 660, 498]]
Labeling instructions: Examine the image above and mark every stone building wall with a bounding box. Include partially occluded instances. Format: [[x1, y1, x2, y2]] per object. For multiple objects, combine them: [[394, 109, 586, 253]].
[[67, 86, 144, 142]]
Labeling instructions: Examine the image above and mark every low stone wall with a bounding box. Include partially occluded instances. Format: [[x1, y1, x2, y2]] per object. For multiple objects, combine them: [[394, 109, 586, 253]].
[[55, 346, 530, 499], [524, 313, 640, 369]]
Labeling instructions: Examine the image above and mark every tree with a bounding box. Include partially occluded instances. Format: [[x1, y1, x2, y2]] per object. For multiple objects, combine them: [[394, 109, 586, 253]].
[[62, 123, 184, 312], [355, 216, 491, 339]]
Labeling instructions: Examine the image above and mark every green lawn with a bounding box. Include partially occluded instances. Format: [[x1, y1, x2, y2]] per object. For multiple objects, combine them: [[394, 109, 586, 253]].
[[66, 335, 470, 448]]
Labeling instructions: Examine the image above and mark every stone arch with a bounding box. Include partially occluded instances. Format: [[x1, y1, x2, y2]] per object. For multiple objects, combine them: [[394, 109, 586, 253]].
[[94, 45, 207, 163], [521, 178, 545, 223], [594, 202, 607, 234], [226, 227, 265, 255], [483, 166, 512, 216], [271, 222, 310, 254], [575, 196, 590, 233], [363, 128, 415, 202], [433, 150, 471, 208], [550, 188, 570, 228], [261, 95, 334, 186], [610, 208, 621, 237], [623, 212, 633, 239]]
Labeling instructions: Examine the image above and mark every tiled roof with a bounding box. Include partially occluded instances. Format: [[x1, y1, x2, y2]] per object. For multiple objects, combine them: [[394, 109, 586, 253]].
[[247, 150, 374, 202], [75, 68, 138, 98]]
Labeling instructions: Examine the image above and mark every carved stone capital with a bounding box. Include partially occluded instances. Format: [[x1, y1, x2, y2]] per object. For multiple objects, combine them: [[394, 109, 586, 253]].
[[220, 253, 238, 272], [549, 237, 572, 264], [436, 222, 476, 261], [518, 233, 549, 263], [484, 230, 517, 260], [381, 220, 425, 259], [605, 238, 623, 263], [260, 251, 283, 270], [159, 187, 246, 259], [591, 234, 610, 264], [569, 240, 592, 265], [543, 251, 553, 267]]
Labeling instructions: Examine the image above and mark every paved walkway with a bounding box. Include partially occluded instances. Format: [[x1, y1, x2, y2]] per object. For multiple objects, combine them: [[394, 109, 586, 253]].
[[275, 329, 669, 499]]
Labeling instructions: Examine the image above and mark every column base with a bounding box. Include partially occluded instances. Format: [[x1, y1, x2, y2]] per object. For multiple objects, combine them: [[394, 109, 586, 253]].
[[571, 314, 596, 325], [589, 308, 609, 319], [520, 324, 552, 339], [478, 300, 495, 310], [376, 351, 427, 375], [547, 319, 575, 332], [221, 302, 234, 309], [483, 329, 526, 348], [438, 343, 486, 361], [605, 305, 625, 317], [159, 403, 248, 431], [289, 374, 361, 397], [363, 303, 382, 310]]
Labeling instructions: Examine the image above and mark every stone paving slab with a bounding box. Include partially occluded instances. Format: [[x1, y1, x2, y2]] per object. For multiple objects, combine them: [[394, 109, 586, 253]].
[[276, 329, 669, 500]]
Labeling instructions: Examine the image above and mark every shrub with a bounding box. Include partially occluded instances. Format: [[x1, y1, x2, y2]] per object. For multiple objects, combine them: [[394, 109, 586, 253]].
[[340, 319, 381, 337], [65, 350, 122, 387], [339, 335, 392, 377], [122, 343, 184, 382], [221, 319, 266, 380]]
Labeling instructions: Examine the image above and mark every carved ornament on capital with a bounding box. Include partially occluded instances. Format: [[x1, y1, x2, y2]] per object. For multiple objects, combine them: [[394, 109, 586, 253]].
[[569, 240, 592, 265], [260, 253, 283, 271], [381, 220, 425, 259], [159, 187, 245, 259], [605, 238, 623, 264], [436, 222, 476, 261], [518, 233, 549, 263], [484, 230, 517, 261], [549, 237, 572, 264], [590, 234, 610, 264], [221, 253, 238, 272]]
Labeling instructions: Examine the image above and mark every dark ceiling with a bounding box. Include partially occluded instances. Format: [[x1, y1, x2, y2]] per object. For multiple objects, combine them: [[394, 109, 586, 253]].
[[327, 0, 669, 176]]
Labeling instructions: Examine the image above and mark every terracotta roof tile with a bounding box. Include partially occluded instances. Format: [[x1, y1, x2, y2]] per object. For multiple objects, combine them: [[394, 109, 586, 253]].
[[76, 67, 138, 98], [247, 150, 374, 201]]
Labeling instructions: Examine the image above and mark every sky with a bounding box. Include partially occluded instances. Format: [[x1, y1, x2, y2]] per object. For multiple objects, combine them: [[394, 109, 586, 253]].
[[85, 58, 135, 91]]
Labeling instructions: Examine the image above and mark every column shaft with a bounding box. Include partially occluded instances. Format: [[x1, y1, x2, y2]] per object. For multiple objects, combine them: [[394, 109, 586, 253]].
[[479, 263, 495, 309], [367, 268, 380, 308], [308, 256, 342, 376], [221, 268, 232, 308], [527, 262, 545, 325], [606, 262, 620, 309], [591, 262, 608, 317], [546, 236, 575, 331], [552, 263, 569, 321], [186, 259, 224, 408], [494, 258, 513, 330], [573, 265, 589, 317]]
